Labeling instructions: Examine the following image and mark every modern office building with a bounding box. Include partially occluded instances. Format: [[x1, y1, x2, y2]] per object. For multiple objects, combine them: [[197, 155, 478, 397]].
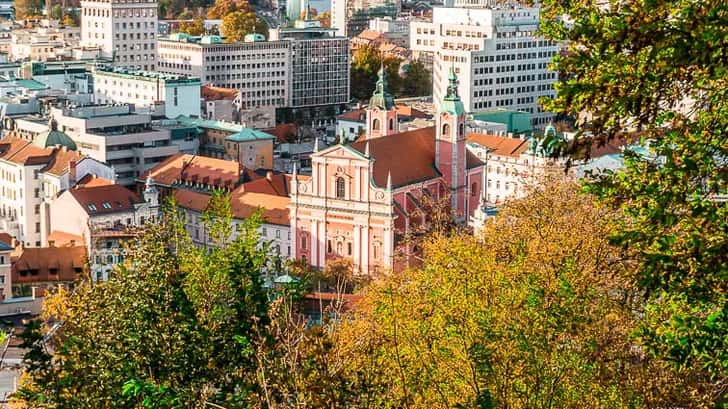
[[93, 66, 201, 118], [80, 0, 158, 70], [410, 5, 559, 127], [156, 33, 290, 110]]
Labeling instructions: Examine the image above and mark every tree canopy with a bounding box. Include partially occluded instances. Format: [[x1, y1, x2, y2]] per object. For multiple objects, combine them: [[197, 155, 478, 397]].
[[540, 0, 728, 382], [221, 10, 268, 42], [178, 18, 206, 36], [350, 44, 432, 100]]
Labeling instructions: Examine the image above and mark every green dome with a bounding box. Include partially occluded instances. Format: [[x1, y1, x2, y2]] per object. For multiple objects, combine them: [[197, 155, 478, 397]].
[[369, 66, 394, 110], [440, 68, 465, 116], [34, 119, 77, 151]]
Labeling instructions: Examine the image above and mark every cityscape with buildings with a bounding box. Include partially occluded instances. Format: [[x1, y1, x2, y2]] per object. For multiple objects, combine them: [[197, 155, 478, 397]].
[[0, 0, 724, 406]]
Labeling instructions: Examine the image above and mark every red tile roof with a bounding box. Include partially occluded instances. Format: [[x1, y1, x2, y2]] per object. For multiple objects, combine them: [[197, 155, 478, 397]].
[[75, 174, 115, 188], [337, 109, 367, 122], [263, 123, 298, 144], [143, 154, 249, 189], [69, 183, 142, 215], [47, 231, 84, 247], [349, 127, 440, 188], [466, 133, 530, 158], [201, 85, 239, 101], [11, 246, 86, 283], [41, 147, 83, 176], [0, 137, 83, 175], [395, 104, 429, 119], [174, 187, 291, 226], [236, 173, 291, 196], [356, 30, 384, 42]]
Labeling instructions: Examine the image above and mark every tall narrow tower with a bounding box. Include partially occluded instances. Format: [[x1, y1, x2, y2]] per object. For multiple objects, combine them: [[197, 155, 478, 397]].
[[81, 0, 158, 70], [435, 68, 467, 218], [365, 66, 398, 139]]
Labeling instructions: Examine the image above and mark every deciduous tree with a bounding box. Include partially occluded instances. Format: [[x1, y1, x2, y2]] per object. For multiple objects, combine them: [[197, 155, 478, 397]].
[[540, 0, 728, 382], [221, 10, 267, 42], [178, 17, 205, 35]]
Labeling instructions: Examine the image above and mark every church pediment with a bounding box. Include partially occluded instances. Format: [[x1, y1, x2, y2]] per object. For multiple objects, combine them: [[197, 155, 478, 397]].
[[315, 145, 370, 162]]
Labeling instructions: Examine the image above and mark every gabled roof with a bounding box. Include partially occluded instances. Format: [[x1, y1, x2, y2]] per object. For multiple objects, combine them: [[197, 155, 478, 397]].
[[11, 246, 86, 283], [174, 188, 291, 226], [467, 133, 530, 158], [337, 109, 367, 123], [40, 147, 82, 176], [0, 137, 52, 165], [236, 173, 291, 197], [69, 183, 143, 216], [349, 127, 440, 188], [142, 153, 249, 188], [75, 174, 115, 188]]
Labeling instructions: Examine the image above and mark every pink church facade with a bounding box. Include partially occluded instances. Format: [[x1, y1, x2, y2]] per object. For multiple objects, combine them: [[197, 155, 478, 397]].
[[289, 69, 486, 274]]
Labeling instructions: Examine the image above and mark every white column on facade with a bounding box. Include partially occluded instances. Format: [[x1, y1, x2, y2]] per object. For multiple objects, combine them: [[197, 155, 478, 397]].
[[353, 222, 361, 272], [311, 219, 319, 267], [318, 219, 326, 269]]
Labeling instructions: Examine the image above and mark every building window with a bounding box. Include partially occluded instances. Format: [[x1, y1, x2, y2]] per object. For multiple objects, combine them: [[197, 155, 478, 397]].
[[372, 118, 380, 130], [442, 123, 450, 138], [471, 183, 477, 196], [336, 177, 345, 199], [301, 234, 307, 250], [327, 240, 333, 254], [347, 242, 352, 256], [388, 118, 394, 131]]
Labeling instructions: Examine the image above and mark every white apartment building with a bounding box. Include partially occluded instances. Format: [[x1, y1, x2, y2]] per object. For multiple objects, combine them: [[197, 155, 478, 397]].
[[157, 34, 290, 110], [48, 104, 190, 185], [410, 5, 559, 127], [93, 66, 201, 118], [0, 137, 114, 247], [80, 0, 158, 70]]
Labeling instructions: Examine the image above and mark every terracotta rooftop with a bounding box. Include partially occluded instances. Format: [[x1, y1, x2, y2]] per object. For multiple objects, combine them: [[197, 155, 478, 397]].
[[174, 187, 291, 226], [75, 174, 115, 188], [356, 30, 384, 42], [47, 231, 85, 247], [350, 127, 440, 188], [0, 137, 83, 175], [236, 173, 291, 197], [467, 133, 530, 158], [337, 109, 367, 123], [395, 104, 429, 119], [201, 85, 238, 101], [11, 245, 86, 283], [263, 123, 298, 144], [69, 183, 143, 215], [143, 153, 252, 189]]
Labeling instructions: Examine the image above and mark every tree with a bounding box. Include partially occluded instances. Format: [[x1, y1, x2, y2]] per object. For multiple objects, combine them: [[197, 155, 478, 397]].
[[14, 0, 43, 19], [207, 0, 250, 19], [221, 10, 267, 42], [178, 17, 205, 36], [401, 60, 432, 97], [49, 4, 62, 19], [540, 0, 728, 382], [317, 10, 330, 27], [15, 196, 272, 408], [350, 44, 402, 100], [61, 13, 78, 27], [336, 181, 716, 408]]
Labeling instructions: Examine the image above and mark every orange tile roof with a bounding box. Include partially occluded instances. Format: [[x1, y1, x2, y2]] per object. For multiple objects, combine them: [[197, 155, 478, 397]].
[[467, 133, 530, 158], [0, 137, 52, 165], [75, 174, 115, 188], [12, 245, 86, 283], [47, 231, 84, 247], [201, 85, 239, 101], [349, 127, 440, 188], [263, 123, 298, 143], [41, 146, 83, 176], [236, 173, 290, 196], [143, 154, 245, 189], [337, 109, 367, 122], [69, 183, 142, 215], [395, 104, 429, 119], [356, 30, 384, 41], [174, 188, 291, 226]]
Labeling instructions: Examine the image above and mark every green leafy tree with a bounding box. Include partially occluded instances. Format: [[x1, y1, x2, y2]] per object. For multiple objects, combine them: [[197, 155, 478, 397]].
[[401, 60, 432, 97], [14, 0, 43, 18], [16, 197, 271, 408], [221, 10, 267, 42], [49, 4, 62, 19], [351, 44, 402, 100], [540, 0, 728, 382]]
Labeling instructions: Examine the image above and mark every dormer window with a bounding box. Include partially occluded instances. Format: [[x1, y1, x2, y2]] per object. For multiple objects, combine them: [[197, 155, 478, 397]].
[[102, 202, 112, 209], [88, 204, 97, 212]]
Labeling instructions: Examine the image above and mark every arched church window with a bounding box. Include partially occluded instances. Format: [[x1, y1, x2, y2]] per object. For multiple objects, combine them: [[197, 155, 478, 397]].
[[336, 241, 343, 255], [372, 118, 380, 130], [388, 118, 394, 131], [459, 123, 464, 137], [442, 123, 450, 137], [336, 177, 346, 199]]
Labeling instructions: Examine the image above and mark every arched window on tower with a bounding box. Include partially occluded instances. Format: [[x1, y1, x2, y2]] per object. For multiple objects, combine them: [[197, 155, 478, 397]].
[[388, 118, 394, 131], [442, 123, 451, 138], [336, 177, 346, 199], [372, 118, 380, 130], [459, 123, 464, 137]]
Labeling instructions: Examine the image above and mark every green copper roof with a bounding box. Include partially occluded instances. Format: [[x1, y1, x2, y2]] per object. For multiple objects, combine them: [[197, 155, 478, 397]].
[[369, 66, 394, 110], [175, 116, 275, 141], [15, 79, 48, 90], [440, 68, 464, 116], [34, 119, 77, 150]]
